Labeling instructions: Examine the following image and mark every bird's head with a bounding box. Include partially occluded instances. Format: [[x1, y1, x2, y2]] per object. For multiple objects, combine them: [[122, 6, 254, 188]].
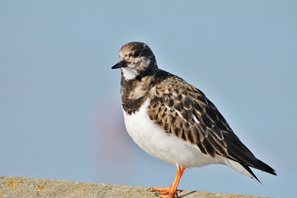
[[111, 42, 158, 80]]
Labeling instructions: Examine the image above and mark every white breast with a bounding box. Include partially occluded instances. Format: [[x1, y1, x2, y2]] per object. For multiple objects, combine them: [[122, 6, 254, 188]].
[[123, 99, 221, 168], [122, 99, 255, 179]]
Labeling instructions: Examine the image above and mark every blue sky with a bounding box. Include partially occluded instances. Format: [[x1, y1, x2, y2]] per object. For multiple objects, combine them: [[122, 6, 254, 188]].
[[1, 1, 296, 197]]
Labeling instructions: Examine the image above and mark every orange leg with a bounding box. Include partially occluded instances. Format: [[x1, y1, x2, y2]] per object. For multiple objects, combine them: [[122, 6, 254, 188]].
[[151, 165, 185, 198]]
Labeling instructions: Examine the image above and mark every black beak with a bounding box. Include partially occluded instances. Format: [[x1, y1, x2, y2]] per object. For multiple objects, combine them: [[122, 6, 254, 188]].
[[111, 60, 126, 69]]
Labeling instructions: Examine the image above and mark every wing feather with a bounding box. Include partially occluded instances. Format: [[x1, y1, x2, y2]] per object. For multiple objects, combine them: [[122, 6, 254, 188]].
[[148, 74, 276, 177]]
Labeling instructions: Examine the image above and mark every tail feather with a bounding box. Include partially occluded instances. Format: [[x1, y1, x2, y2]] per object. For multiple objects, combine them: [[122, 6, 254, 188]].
[[241, 164, 261, 183], [241, 158, 276, 184], [253, 159, 277, 176], [225, 156, 276, 183]]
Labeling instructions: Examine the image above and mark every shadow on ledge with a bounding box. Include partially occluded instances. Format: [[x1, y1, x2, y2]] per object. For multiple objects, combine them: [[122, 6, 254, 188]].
[[0, 176, 264, 198]]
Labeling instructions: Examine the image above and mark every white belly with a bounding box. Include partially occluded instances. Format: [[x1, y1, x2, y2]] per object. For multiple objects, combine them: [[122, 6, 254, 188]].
[[123, 99, 221, 168], [122, 99, 255, 179]]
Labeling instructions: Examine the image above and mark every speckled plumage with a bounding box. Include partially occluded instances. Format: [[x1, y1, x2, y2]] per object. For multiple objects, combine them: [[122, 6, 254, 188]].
[[112, 41, 276, 187]]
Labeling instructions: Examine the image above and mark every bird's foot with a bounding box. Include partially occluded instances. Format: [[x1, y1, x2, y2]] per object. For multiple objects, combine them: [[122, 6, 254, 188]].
[[150, 186, 177, 198]]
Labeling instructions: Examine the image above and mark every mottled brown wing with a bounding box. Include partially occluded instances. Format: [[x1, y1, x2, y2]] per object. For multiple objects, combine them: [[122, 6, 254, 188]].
[[148, 75, 259, 167]]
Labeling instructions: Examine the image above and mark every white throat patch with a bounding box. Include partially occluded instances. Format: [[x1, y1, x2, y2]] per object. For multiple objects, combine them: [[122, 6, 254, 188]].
[[122, 67, 138, 80]]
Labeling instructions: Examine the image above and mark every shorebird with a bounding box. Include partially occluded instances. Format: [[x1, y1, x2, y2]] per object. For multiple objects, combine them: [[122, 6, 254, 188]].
[[111, 41, 276, 198]]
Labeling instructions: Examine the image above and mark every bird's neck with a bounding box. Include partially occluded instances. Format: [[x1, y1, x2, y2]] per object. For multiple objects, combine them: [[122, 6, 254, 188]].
[[120, 73, 154, 115]]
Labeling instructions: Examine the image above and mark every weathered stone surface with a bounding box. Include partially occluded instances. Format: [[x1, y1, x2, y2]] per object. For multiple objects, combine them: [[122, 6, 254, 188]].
[[0, 176, 264, 198]]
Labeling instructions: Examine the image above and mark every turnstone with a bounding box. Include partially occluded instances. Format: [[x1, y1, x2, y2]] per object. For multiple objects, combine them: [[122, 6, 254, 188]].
[[111, 41, 276, 198]]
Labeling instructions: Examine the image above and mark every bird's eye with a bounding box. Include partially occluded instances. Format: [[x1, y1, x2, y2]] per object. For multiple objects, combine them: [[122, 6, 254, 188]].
[[134, 51, 141, 57]]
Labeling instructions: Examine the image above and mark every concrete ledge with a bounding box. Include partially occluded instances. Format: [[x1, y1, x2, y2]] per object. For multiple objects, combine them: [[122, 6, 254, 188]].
[[0, 176, 263, 198]]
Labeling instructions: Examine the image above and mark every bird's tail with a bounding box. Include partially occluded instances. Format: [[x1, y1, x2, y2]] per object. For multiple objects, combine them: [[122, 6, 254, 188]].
[[254, 159, 277, 176]]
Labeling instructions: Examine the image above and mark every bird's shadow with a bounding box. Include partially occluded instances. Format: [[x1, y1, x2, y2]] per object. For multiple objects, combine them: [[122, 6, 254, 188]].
[[177, 190, 196, 198], [148, 188, 196, 198]]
